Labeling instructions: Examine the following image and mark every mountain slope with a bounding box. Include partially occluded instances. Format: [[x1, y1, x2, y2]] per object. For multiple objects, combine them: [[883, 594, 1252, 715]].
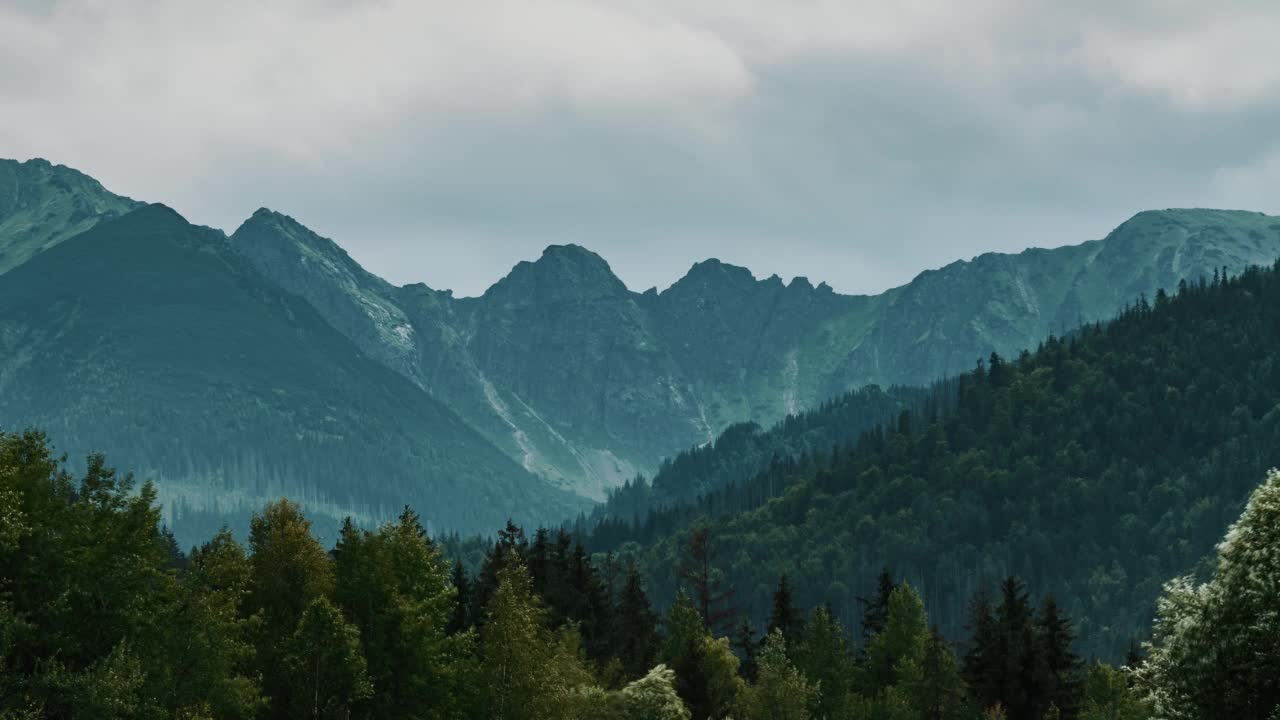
[[7, 160, 1279, 514], [588, 263, 1280, 660], [230, 203, 1280, 502], [0, 204, 585, 544], [0, 158, 141, 274]]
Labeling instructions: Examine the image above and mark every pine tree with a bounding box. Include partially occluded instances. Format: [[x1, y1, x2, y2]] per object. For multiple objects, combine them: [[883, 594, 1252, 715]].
[[448, 559, 472, 634], [734, 618, 760, 682], [865, 582, 929, 693], [1037, 596, 1083, 719], [614, 564, 660, 679], [964, 587, 999, 710], [900, 626, 968, 720], [677, 527, 737, 635], [767, 574, 804, 645], [469, 519, 528, 630], [859, 568, 895, 646], [791, 605, 856, 720], [993, 576, 1035, 720]]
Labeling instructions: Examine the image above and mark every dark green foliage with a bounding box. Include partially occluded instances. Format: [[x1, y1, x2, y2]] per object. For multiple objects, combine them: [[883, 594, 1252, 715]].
[[0, 430, 1150, 720], [767, 574, 803, 645], [614, 564, 660, 679], [860, 568, 896, 646], [447, 559, 472, 634], [589, 262, 1280, 659]]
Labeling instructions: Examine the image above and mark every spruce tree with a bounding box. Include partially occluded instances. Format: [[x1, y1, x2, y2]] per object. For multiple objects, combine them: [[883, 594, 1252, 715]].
[[859, 568, 895, 646], [767, 574, 803, 645], [1037, 596, 1083, 719], [447, 559, 471, 634], [791, 605, 856, 719], [733, 618, 759, 682], [614, 564, 660, 679], [964, 587, 999, 711]]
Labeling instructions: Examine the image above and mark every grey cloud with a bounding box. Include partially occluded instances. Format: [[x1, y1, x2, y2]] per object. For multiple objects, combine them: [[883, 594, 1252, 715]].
[[1, 0, 1278, 296]]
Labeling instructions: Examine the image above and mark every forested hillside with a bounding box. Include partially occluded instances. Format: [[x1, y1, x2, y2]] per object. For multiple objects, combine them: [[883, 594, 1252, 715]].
[[595, 384, 939, 521], [586, 263, 1280, 660], [4, 427, 1276, 719]]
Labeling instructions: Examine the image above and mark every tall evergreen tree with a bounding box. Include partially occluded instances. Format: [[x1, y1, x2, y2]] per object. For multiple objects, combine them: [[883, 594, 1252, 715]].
[[860, 568, 895, 646], [791, 605, 856, 720], [767, 574, 804, 645], [733, 618, 760, 682], [865, 582, 929, 693], [614, 564, 660, 679], [1037, 596, 1084, 719], [964, 587, 999, 711], [448, 559, 472, 634], [677, 527, 737, 635], [992, 576, 1036, 720]]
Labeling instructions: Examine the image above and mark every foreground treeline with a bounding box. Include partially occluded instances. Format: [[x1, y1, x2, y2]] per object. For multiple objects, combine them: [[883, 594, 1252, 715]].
[[586, 264, 1280, 658], [3, 430, 1279, 719]]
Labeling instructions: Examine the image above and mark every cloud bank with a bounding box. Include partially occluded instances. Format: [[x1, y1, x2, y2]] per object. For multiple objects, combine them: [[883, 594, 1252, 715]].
[[2, 0, 1278, 295]]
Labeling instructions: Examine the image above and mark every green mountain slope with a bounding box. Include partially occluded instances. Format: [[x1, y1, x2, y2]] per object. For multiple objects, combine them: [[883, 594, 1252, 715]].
[[0, 204, 585, 545], [587, 263, 1280, 660], [5, 160, 1279, 534], [0, 158, 141, 275], [230, 202, 1280, 504]]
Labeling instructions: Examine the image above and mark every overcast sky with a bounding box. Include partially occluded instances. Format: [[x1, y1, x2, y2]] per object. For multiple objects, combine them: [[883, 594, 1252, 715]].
[[3, 1, 1279, 296]]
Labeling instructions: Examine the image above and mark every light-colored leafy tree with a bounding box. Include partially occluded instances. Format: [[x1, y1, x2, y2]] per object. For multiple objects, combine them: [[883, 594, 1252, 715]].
[[737, 629, 818, 720], [1080, 662, 1151, 720], [899, 627, 968, 720], [283, 596, 372, 720], [622, 664, 692, 720], [1134, 469, 1280, 719], [865, 583, 929, 692], [791, 606, 856, 719], [481, 561, 594, 720]]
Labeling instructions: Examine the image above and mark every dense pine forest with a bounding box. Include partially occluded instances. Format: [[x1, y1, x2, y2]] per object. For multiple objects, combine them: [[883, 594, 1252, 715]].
[[582, 264, 1280, 660], [3, 426, 1279, 718]]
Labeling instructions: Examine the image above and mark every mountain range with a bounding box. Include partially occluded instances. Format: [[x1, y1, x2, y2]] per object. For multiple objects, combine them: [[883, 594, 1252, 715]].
[[2, 157, 1278, 543]]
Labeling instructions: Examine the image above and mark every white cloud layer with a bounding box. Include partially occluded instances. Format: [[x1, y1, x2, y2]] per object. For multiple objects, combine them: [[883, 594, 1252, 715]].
[[2, 0, 1279, 295]]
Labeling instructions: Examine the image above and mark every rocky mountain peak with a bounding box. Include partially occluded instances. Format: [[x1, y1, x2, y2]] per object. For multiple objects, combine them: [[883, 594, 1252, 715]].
[[485, 243, 629, 302]]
